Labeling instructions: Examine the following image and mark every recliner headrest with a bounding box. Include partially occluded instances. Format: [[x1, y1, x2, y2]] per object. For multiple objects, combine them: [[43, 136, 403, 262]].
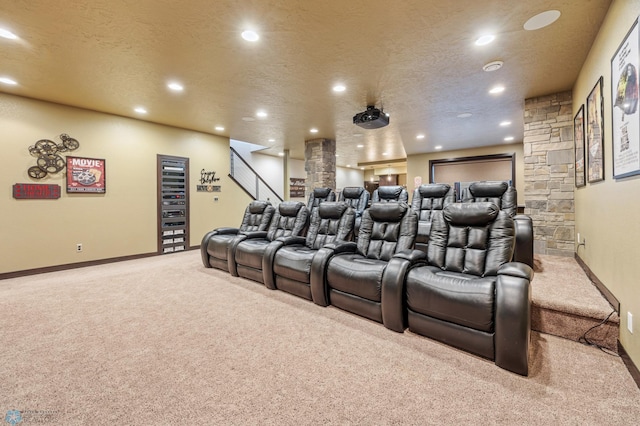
[[369, 202, 408, 222], [249, 200, 271, 214], [468, 181, 508, 197], [377, 186, 404, 199], [444, 202, 499, 226], [341, 187, 364, 198], [418, 183, 450, 198], [318, 202, 348, 219], [313, 187, 333, 198], [278, 201, 305, 217]]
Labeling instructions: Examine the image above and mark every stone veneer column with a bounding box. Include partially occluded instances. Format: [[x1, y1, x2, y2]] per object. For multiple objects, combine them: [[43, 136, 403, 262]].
[[523, 91, 575, 257], [304, 138, 336, 195]]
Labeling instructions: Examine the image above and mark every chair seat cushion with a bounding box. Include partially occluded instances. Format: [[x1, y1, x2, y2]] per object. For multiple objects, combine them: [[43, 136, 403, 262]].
[[206, 234, 236, 259], [406, 266, 496, 332], [234, 239, 270, 269], [326, 253, 387, 302], [273, 245, 316, 283]]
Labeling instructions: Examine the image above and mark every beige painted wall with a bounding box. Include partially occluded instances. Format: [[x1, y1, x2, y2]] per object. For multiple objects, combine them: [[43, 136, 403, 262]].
[[573, 0, 640, 365], [407, 143, 525, 205], [1, 93, 250, 274]]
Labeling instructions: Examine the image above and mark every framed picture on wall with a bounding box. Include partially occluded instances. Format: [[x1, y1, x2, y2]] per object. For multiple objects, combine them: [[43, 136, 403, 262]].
[[586, 76, 605, 183], [611, 18, 640, 179], [574, 105, 586, 187], [66, 156, 106, 193]]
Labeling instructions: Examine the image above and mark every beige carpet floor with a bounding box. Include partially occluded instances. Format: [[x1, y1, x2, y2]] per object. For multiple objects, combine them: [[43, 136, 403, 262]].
[[1, 251, 639, 425]]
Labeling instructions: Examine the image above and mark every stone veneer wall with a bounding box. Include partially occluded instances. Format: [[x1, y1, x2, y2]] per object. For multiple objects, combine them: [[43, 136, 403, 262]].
[[523, 91, 575, 257], [304, 138, 336, 196]]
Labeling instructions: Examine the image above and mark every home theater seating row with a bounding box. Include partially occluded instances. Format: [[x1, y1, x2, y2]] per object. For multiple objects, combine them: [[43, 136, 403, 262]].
[[201, 182, 534, 375]]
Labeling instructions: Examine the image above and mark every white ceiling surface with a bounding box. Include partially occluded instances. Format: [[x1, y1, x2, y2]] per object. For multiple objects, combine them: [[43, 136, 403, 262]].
[[0, 1, 611, 168]]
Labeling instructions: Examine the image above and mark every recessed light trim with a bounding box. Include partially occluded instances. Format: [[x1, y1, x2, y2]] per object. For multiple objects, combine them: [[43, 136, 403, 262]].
[[489, 86, 505, 94], [268, 138, 275, 142], [0, 28, 18, 40], [500, 121, 512, 127], [524, 10, 561, 31], [332, 84, 346, 92], [417, 134, 425, 140], [278, 152, 284, 156], [256, 110, 268, 118], [457, 113, 473, 118], [483, 61, 504, 72], [215, 126, 225, 131], [434, 145, 443, 150], [0, 77, 17, 85], [475, 34, 495, 46], [382, 152, 388, 156], [310, 128, 318, 133], [241, 30, 260, 42], [504, 136, 515, 142], [167, 82, 184, 92], [356, 144, 364, 148], [134, 107, 147, 114]]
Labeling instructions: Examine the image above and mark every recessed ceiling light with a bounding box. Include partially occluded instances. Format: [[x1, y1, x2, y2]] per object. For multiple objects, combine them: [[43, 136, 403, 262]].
[[382, 152, 388, 156], [0, 77, 17, 85], [242, 116, 256, 122], [499, 121, 512, 127], [0, 28, 18, 40], [360, 167, 365, 170], [524, 10, 561, 31], [256, 111, 268, 118], [215, 126, 225, 131], [335, 154, 339, 157], [241, 30, 259, 42], [483, 61, 504, 72], [278, 152, 284, 156], [134, 107, 147, 114], [310, 128, 318, 133], [417, 134, 425, 139], [268, 138, 275, 142], [356, 144, 364, 148], [489, 86, 505, 94], [434, 145, 443, 150], [167, 82, 184, 92], [346, 164, 351, 168], [457, 113, 473, 118], [504, 136, 515, 142], [475, 34, 495, 46], [333, 84, 346, 92]]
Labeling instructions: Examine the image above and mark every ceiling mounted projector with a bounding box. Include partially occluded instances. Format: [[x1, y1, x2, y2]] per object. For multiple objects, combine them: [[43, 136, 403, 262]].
[[353, 105, 389, 129]]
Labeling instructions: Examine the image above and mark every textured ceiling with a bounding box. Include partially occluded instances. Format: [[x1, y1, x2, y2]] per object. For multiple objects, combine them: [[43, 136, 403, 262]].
[[0, 0, 612, 168]]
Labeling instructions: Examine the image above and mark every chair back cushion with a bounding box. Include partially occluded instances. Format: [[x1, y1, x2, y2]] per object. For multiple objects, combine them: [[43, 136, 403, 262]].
[[307, 187, 336, 210], [427, 202, 515, 276], [338, 186, 370, 216], [267, 201, 309, 240], [357, 202, 417, 260], [372, 185, 409, 203], [411, 184, 454, 221], [306, 202, 355, 249], [239, 200, 275, 232], [464, 181, 517, 217]]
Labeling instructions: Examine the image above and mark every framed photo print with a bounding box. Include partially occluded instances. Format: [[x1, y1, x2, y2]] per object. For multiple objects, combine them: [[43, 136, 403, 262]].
[[586, 76, 605, 183], [574, 105, 586, 187], [611, 18, 640, 179], [66, 156, 106, 193]]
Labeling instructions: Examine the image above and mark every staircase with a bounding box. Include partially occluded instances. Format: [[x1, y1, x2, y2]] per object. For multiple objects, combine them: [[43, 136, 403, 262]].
[[229, 147, 283, 205]]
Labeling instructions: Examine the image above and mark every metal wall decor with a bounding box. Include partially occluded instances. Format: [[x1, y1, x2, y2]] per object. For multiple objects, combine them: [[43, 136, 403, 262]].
[[27, 133, 80, 179]]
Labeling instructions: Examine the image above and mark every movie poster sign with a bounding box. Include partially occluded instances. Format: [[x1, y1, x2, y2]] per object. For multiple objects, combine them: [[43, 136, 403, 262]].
[[66, 156, 106, 193], [290, 178, 305, 198], [611, 18, 640, 179]]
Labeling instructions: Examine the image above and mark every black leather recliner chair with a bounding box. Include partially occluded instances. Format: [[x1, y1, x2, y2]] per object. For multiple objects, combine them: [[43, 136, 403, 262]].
[[263, 202, 355, 301], [307, 187, 335, 216], [404, 202, 533, 375], [228, 201, 309, 284], [338, 186, 370, 239], [312, 202, 425, 332], [371, 185, 409, 203], [410, 183, 455, 253], [200, 200, 274, 271], [462, 181, 534, 268]]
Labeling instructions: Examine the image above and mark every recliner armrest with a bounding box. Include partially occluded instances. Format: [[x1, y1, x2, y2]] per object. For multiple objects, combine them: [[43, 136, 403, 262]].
[[323, 241, 357, 254], [212, 227, 240, 235], [277, 236, 306, 246], [240, 230, 268, 239], [393, 249, 427, 263], [498, 262, 534, 281]]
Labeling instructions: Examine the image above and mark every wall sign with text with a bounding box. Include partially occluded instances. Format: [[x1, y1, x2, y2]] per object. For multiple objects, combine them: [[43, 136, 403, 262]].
[[66, 156, 106, 193]]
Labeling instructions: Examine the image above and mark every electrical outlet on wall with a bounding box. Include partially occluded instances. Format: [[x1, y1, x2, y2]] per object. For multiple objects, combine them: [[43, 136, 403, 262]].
[[76, 243, 83, 252]]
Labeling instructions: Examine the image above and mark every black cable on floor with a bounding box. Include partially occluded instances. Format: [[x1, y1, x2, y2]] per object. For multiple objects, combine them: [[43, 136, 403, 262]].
[[578, 309, 618, 356]]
